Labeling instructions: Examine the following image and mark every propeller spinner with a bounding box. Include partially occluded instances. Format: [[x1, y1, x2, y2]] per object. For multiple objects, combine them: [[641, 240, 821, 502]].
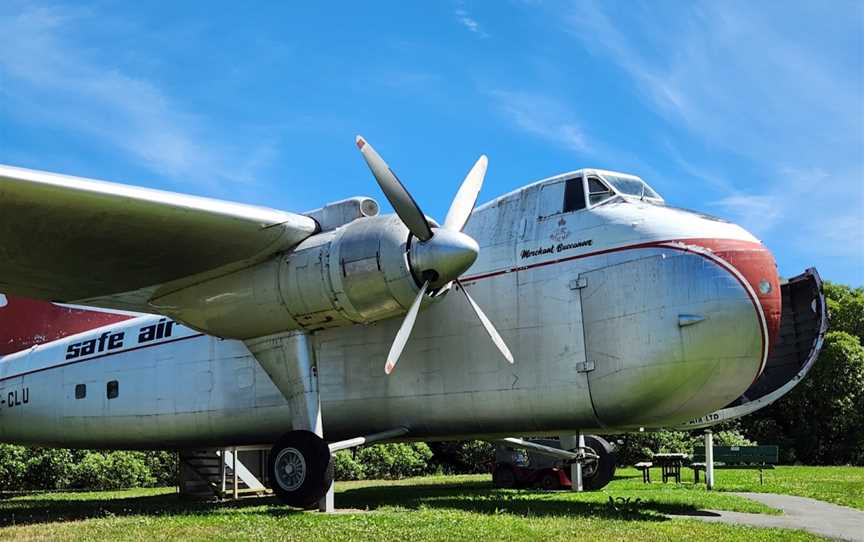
[[355, 135, 514, 374]]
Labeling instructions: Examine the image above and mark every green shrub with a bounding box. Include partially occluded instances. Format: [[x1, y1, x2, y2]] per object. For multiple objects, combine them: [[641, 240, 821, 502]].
[[143, 451, 178, 486], [0, 448, 176, 491], [23, 448, 75, 490], [615, 424, 754, 466], [429, 440, 494, 474], [333, 450, 365, 481], [355, 443, 433, 479], [0, 444, 28, 490], [71, 452, 155, 490]]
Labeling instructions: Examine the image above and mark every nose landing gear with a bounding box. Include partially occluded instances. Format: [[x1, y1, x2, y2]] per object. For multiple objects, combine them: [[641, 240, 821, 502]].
[[493, 435, 616, 491], [580, 435, 616, 491]]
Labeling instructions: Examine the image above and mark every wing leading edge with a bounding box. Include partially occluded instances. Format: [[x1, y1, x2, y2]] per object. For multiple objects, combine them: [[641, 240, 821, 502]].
[[0, 164, 317, 312]]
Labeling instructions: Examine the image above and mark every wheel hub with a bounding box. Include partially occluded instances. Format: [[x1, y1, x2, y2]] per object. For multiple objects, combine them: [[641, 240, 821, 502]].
[[274, 446, 307, 492]]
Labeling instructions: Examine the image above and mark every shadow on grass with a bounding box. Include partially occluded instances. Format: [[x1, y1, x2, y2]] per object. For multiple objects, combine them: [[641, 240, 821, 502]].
[[0, 493, 288, 527], [0, 478, 704, 527], [325, 479, 701, 522]]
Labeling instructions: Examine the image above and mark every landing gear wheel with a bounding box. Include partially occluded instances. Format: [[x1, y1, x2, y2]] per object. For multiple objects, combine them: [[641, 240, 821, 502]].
[[581, 435, 616, 491], [269, 430, 333, 508], [493, 465, 517, 488], [540, 472, 560, 490]]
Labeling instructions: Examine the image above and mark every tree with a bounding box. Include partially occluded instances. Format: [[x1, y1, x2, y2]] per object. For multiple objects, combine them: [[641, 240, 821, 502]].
[[741, 280, 864, 465], [616, 423, 754, 466], [823, 282, 864, 343]]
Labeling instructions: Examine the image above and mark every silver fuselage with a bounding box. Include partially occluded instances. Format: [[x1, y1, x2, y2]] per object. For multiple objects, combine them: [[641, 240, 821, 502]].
[[0, 173, 773, 448]]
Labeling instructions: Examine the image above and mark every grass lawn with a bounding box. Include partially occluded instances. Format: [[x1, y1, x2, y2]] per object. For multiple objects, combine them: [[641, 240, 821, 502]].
[[1, 467, 859, 541], [709, 466, 864, 510], [0, 468, 852, 542]]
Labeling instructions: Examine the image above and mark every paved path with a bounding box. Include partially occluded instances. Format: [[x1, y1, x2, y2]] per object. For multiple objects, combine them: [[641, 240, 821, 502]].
[[666, 492, 864, 541]]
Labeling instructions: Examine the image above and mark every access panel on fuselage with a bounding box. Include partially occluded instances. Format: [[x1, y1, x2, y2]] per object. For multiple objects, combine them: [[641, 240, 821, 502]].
[[510, 180, 597, 429]]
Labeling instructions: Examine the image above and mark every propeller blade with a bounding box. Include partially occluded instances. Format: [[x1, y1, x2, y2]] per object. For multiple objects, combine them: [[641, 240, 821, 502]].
[[385, 280, 430, 374], [443, 155, 488, 232], [456, 280, 514, 364], [356, 135, 434, 242]]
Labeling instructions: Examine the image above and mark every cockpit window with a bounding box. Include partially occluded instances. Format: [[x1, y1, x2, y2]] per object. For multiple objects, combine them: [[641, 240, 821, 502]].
[[587, 177, 614, 206], [602, 174, 661, 200], [563, 176, 585, 212]]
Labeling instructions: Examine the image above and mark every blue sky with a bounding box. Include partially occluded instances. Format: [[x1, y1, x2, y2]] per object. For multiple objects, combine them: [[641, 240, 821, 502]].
[[1, 1, 862, 285]]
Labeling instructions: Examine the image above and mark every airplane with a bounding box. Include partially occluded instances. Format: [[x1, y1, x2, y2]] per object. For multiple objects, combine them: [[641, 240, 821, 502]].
[[0, 137, 826, 508]]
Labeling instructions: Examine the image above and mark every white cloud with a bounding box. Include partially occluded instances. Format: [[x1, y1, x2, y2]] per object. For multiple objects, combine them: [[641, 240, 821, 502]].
[[455, 6, 489, 38], [714, 195, 784, 236], [0, 5, 273, 188], [558, 1, 864, 276], [490, 90, 590, 154]]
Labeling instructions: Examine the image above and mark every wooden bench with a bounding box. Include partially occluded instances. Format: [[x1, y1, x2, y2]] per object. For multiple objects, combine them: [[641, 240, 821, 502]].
[[690, 445, 779, 485], [634, 461, 653, 483]]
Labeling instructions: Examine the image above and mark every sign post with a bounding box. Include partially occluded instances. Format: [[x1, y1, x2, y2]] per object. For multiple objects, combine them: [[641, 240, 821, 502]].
[[705, 430, 714, 490]]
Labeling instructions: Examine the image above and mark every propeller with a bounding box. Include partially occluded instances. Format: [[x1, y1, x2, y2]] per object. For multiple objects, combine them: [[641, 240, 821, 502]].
[[355, 135, 514, 374]]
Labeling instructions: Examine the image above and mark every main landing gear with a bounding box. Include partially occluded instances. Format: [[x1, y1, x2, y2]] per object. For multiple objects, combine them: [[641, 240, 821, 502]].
[[248, 332, 411, 510], [269, 430, 334, 508]]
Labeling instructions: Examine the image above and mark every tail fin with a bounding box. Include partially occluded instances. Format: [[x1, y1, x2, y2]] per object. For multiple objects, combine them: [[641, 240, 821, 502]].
[[0, 293, 134, 356]]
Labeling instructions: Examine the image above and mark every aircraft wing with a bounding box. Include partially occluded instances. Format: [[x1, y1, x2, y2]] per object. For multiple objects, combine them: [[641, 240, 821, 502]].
[[0, 164, 318, 312]]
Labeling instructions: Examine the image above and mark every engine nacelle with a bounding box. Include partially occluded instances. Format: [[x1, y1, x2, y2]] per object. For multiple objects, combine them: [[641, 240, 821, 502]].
[[151, 215, 423, 339]]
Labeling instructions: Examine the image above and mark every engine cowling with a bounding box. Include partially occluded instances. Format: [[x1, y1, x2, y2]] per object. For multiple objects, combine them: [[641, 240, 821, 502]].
[[150, 215, 424, 339]]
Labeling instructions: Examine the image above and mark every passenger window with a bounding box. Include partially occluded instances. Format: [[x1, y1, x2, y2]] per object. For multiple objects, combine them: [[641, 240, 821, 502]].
[[75, 384, 86, 399], [588, 177, 613, 206], [563, 177, 586, 212], [107, 380, 119, 400]]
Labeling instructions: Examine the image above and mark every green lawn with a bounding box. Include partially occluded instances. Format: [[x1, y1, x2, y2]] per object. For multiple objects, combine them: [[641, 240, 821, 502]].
[[2, 467, 860, 541], [709, 466, 864, 510]]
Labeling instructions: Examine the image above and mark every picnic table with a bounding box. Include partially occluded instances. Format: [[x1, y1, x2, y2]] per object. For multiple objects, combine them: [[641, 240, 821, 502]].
[[653, 453, 688, 483]]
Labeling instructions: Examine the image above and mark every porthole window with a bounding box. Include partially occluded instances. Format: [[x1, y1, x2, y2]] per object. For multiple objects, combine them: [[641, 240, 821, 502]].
[[107, 380, 119, 400], [75, 384, 86, 400]]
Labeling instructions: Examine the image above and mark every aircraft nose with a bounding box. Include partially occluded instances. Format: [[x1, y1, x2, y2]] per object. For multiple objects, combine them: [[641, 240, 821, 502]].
[[692, 239, 781, 363], [582, 238, 778, 427]]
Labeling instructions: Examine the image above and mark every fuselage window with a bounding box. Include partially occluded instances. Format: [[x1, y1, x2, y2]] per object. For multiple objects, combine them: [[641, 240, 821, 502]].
[[107, 380, 119, 400], [75, 384, 86, 400], [588, 177, 614, 206], [563, 177, 586, 212]]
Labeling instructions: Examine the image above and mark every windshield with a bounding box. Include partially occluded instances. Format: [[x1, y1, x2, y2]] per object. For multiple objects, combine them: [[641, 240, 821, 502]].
[[587, 177, 615, 206], [602, 174, 661, 200]]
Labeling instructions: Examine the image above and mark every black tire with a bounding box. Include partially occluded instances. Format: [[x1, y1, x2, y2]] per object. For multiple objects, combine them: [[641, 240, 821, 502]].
[[540, 471, 560, 490], [581, 435, 616, 491], [269, 430, 333, 508], [493, 465, 517, 488]]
